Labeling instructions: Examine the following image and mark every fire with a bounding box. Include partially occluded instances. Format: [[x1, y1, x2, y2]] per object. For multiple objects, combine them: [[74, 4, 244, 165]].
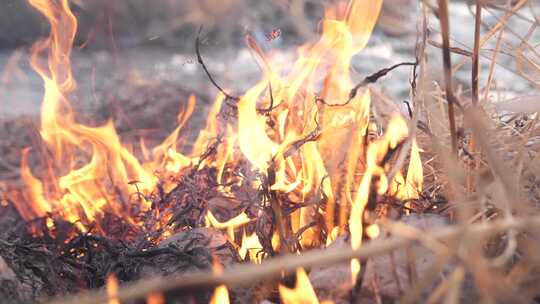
[[21, 0, 163, 234], [210, 285, 230, 304], [349, 115, 413, 281], [279, 268, 333, 304], [239, 232, 264, 263], [402, 139, 424, 200], [14, 0, 425, 300], [365, 223, 380, 239]]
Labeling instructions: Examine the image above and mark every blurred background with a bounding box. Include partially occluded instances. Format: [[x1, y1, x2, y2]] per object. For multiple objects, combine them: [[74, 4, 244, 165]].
[[0, 0, 538, 173], [0, 0, 420, 115]]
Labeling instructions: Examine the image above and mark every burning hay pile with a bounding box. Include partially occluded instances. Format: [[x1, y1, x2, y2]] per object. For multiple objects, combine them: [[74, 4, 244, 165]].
[[1, 0, 540, 303]]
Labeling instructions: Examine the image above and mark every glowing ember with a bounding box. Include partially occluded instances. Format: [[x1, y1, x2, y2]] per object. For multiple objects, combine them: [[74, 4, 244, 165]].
[[146, 293, 165, 304]]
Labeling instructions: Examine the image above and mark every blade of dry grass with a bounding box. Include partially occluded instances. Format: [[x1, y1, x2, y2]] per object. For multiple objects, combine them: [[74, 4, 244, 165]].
[[483, 25, 505, 103], [442, 267, 465, 304], [400, 252, 455, 304]]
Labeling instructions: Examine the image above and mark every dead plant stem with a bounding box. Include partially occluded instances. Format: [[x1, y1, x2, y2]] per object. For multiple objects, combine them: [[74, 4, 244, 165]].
[[437, 0, 459, 154], [468, 2, 482, 193]]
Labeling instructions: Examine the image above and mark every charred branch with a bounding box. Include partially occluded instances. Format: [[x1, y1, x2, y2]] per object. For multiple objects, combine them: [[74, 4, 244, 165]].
[[316, 61, 417, 107]]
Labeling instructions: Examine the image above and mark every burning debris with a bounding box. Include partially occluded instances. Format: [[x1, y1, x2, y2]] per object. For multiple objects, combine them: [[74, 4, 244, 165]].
[[1, 0, 540, 303]]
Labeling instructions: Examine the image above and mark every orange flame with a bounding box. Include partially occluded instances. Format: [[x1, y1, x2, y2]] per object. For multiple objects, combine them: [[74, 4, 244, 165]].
[[349, 115, 411, 281], [233, 0, 385, 243], [23, 0, 156, 231]]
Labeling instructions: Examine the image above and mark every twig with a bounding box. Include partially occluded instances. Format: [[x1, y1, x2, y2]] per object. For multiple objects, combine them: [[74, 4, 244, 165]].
[[197, 28, 282, 114], [316, 61, 417, 107], [403, 101, 413, 118], [259, 83, 281, 114], [48, 215, 540, 304], [266, 164, 293, 254], [349, 62, 418, 101], [482, 22, 504, 103], [282, 127, 321, 159], [428, 39, 473, 57], [472, 3, 482, 106], [442, 267, 465, 304], [195, 26, 239, 102]]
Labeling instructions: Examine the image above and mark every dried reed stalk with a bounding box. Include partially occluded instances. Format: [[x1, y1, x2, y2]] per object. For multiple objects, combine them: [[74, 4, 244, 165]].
[[467, 2, 482, 193], [436, 0, 459, 154]]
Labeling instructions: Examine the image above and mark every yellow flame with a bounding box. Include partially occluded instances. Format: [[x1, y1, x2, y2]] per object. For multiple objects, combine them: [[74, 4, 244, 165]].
[[210, 285, 230, 304], [365, 223, 380, 239], [239, 232, 264, 263], [349, 114, 409, 281], [206, 211, 251, 230], [279, 268, 333, 304], [237, 80, 280, 171], [23, 0, 163, 231], [233, 0, 385, 241], [404, 139, 423, 199], [345, 0, 384, 52], [152, 94, 197, 173]]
